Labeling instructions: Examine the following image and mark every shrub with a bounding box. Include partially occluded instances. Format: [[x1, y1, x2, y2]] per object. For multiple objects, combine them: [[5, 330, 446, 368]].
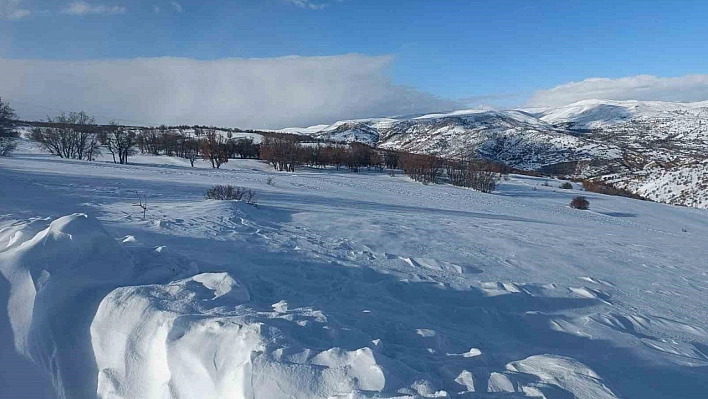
[[444, 158, 500, 192], [570, 196, 590, 210], [559, 182, 573, 189], [0, 97, 17, 157], [0, 137, 17, 156], [582, 180, 646, 200], [206, 185, 257, 205]]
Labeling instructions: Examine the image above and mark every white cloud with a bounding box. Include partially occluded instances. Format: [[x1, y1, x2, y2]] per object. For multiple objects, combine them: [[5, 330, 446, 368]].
[[0, 0, 30, 19], [0, 55, 461, 129], [527, 75, 708, 107], [61, 1, 126, 16], [170, 1, 181, 13], [283, 0, 330, 10]]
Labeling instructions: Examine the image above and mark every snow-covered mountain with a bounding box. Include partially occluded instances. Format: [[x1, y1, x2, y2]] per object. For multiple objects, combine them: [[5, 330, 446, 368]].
[[283, 99, 708, 208]]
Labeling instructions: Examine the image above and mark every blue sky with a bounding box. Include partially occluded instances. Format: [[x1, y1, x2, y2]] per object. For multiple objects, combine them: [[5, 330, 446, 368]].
[[2, 0, 708, 127]]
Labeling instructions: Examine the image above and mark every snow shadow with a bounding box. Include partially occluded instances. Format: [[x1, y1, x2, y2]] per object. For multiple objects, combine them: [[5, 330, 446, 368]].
[[120, 222, 708, 399]]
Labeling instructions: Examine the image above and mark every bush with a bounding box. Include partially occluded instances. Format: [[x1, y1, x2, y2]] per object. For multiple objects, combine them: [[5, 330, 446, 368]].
[[582, 180, 646, 200], [0, 137, 17, 156], [570, 196, 589, 210], [0, 97, 17, 157], [206, 185, 257, 205], [559, 182, 573, 189]]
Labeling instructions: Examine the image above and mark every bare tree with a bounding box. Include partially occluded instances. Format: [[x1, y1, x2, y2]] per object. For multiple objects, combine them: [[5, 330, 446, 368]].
[[184, 135, 200, 167], [101, 122, 137, 164], [199, 129, 229, 169], [133, 191, 148, 220], [137, 129, 161, 155], [401, 153, 443, 184], [30, 111, 101, 160], [384, 150, 400, 170], [0, 97, 17, 156], [444, 157, 500, 193], [260, 136, 299, 172], [231, 137, 259, 159]]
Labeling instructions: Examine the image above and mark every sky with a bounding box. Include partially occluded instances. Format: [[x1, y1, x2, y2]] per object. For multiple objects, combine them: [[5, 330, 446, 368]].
[[1, 0, 708, 128]]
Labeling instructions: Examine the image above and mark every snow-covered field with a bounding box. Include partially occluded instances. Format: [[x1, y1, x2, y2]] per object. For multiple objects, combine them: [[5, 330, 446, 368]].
[[2, 141, 708, 399]]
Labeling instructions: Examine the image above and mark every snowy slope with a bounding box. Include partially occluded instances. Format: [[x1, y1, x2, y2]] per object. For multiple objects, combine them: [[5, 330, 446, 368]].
[[1, 141, 708, 399], [533, 99, 708, 130], [279, 100, 708, 208]]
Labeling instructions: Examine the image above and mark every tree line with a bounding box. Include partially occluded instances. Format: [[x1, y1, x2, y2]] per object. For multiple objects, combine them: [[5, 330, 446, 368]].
[[259, 136, 507, 192], [5, 104, 508, 193], [25, 111, 260, 168]]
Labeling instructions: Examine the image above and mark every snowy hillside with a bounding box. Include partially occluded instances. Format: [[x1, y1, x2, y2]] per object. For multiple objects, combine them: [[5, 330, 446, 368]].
[[282, 100, 708, 208], [533, 99, 708, 130], [1, 141, 708, 399]]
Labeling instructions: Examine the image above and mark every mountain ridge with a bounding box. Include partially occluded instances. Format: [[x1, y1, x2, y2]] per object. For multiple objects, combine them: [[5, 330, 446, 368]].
[[280, 99, 708, 208]]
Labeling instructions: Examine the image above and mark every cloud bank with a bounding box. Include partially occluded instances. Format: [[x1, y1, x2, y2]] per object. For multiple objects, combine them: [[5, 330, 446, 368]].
[[0, 55, 461, 129], [527, 74, 708, 107]]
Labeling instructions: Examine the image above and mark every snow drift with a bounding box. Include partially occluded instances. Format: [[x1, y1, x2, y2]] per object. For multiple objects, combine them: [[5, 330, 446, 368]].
[[0, 214, 412, 398], [2, 146, 707, 399]]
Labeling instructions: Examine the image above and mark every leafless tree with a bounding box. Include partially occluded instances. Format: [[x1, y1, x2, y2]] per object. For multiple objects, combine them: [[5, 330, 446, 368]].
[[401, 153, 443, 184], [133, 191, 148, 220], [199, 129, 229, 169], [0, 97, 17, 156], [101, 122, 137, 164], [383, 151, 400, 169], [260, 136, 300, 172], [30, 111, 101, 160], [137, 129, 161, 155], [444, 157, 500, 193], [231, 137, 259, 159], [184, 135, 200, 167]]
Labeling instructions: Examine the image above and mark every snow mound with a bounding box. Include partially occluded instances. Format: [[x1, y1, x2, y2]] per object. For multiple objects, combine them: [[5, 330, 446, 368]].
[[1, 214, 411, 399], [0, 213, 135, 399], [90, 274, 396, 399], [506, 355, 619, 399]]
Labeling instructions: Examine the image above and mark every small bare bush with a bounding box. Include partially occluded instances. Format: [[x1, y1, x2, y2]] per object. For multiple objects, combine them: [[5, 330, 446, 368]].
[[570, 196, 590, 210], [206, 185, 257, 205], [266, 176, 275, 186], [559, 182, 573, 189]]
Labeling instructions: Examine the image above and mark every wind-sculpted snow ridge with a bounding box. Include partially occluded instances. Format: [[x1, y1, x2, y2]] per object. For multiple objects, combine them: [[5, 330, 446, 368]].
[[1, 213, 630, 399], [91, 274, 395, 399], [0, 214, 135, 399]]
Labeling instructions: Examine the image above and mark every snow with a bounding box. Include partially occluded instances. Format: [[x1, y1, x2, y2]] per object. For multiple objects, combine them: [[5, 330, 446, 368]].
[[277, 99, 708, 209], [535, 98, 708, 130], [2, 141, 708, 398]]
